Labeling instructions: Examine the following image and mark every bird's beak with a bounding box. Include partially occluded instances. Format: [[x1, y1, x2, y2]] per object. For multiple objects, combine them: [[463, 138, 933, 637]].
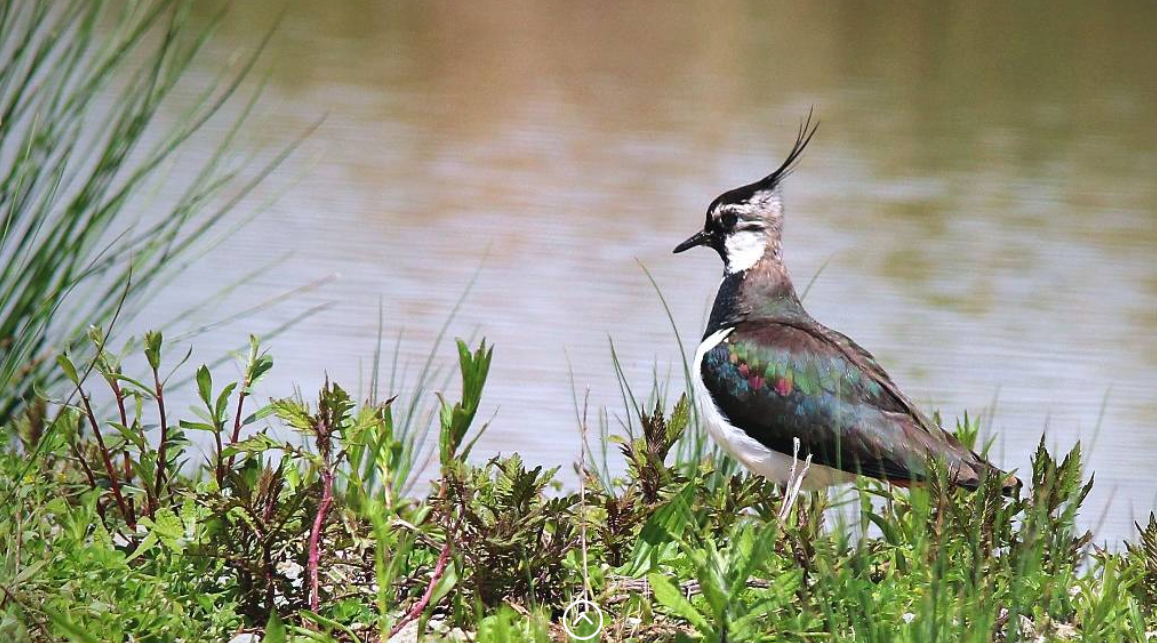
[[673, 229, 712, 254]]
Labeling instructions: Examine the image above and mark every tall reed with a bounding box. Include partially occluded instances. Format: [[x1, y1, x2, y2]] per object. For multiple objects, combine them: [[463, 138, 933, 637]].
[[0, 0, 293, 425]]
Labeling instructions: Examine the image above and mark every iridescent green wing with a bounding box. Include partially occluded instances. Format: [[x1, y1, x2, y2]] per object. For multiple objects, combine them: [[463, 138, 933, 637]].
[[701, 320, 982, 483]]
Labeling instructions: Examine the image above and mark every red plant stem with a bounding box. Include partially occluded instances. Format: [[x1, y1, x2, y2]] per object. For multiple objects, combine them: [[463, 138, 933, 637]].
[[80, 391, 134, 528], [225, 386, 248, 471], [262, 475, 281, 613], [109, 380, 131, 480], [308, 466, 334, 612], [69, 440, 99, 491], [152, 368, 169, 511], [109, 378, 152, 514], [213, 429, 225, 486], [388, 539, 453, 639]]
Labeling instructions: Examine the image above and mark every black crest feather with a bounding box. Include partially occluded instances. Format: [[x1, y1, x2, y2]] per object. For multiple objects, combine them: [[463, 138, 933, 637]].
[[712, 110, 819, 209]]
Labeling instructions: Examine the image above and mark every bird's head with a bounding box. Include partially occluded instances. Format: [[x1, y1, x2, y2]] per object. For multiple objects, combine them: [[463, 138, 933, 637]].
[[674, 116, 818, 274]]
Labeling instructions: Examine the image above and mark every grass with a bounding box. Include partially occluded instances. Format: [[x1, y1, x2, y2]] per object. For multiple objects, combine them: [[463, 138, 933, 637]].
[[2, 328, 1157, 643], [0, 0, 297, 427]]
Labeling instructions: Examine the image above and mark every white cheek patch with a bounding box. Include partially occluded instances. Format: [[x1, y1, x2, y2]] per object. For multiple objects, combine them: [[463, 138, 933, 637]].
[[723, 229, 766, 273]]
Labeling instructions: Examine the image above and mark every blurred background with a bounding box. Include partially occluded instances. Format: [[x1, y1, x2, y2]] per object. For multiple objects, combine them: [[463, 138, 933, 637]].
[[145, 1, 1157, 541]]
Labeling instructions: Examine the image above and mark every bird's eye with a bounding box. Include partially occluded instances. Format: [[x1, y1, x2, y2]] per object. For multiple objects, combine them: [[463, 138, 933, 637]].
[[720, 211, 738, 228]]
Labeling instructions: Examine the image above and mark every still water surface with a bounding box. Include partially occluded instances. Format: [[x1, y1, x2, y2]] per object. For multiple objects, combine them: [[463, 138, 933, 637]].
[[147, 1, 1157, 540]]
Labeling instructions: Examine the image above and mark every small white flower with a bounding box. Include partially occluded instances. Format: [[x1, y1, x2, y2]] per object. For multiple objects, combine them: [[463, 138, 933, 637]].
[[902, 613, 916, 624], [228, 635, 261, 643]]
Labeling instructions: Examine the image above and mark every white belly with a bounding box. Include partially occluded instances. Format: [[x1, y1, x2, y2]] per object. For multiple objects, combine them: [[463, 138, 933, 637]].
[[692, 328, 855, 489]]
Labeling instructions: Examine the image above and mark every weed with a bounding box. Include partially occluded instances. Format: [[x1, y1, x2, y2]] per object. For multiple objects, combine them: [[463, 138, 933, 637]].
[[2, 333, 1155, 642]]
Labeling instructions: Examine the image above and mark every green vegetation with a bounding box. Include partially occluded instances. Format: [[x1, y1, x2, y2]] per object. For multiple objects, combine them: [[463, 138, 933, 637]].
[[4, 2, 1157, 643], [0, 0, 293, 426], [2, 330, 1157, 642]]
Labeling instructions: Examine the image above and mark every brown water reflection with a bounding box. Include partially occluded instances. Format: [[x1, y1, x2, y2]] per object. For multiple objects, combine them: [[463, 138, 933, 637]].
[[148, 0, 1157, 540]]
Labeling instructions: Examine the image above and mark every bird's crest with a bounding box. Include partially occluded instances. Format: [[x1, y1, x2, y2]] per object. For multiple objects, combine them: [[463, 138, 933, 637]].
[[710, 111, 819, 214]]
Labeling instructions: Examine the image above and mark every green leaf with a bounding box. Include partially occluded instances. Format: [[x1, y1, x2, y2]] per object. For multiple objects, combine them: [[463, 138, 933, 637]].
[[126, 531, 159, 562], [196, 365, 212, 406], [215, 382, 238, 421], [108, 422, 146, 449], [144, 331, 163, 370], [686, 544, 729, 619], [729, 523, 773, 591], [178, 420, 216, 432], [86, 325, 106, 349], [731, 597, 787, 633], [109, 373, 156, 398], [667, 393, 690, 444], [56, 354, 80, 385], [438, 339, 493, 465], [241, 402, 277, 426], [140, 508, 187, 551], [298, 610, 360, 641], [265, 610, 287, 643], [624, 482, 696, 577], [12, 560, 46, 585], [648, 572, 712, 633], [221, 433, 283, 457], [245, 335, 274, 387], [865, 509, 902, 545], [427, 561, 459, 614], [47, 610, 100, 643]]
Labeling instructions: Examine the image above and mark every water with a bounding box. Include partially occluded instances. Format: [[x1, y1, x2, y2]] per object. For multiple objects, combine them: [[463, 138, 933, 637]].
[[145, 1, 1157, 541]]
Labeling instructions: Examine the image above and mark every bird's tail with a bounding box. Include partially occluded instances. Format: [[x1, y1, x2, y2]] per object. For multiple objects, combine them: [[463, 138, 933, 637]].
[[962, 458, 1022, 497]]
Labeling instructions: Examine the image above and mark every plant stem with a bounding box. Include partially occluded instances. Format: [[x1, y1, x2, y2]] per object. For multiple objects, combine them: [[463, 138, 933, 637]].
[[109, 379, 131, 480], [110, 377, 154, 515], [214, 429, 225, 486], [308, 465, 334, 612], [69, 439, 99, 491], [225, 385, 249, 471], [388, 537, 453, 640], [152, 366, 169, 512], [210, 378, 226, 486], [80, 391, 134, 528]]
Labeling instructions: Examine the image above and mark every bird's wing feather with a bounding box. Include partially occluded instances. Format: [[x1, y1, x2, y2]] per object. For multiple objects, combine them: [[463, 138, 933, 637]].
[[700, 320, 985, 483], [773, 318, 939, 431]]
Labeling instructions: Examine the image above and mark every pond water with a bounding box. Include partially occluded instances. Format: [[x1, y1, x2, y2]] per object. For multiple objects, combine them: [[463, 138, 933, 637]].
[[146, 1, 1157, 541]]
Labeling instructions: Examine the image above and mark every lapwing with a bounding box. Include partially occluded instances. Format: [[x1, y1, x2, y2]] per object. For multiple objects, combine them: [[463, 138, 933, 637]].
[[673, 117, 1019, 493]]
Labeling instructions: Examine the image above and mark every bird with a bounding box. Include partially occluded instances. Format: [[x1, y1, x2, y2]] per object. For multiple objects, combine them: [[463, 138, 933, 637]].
[[673, 117, 1020, 493]]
